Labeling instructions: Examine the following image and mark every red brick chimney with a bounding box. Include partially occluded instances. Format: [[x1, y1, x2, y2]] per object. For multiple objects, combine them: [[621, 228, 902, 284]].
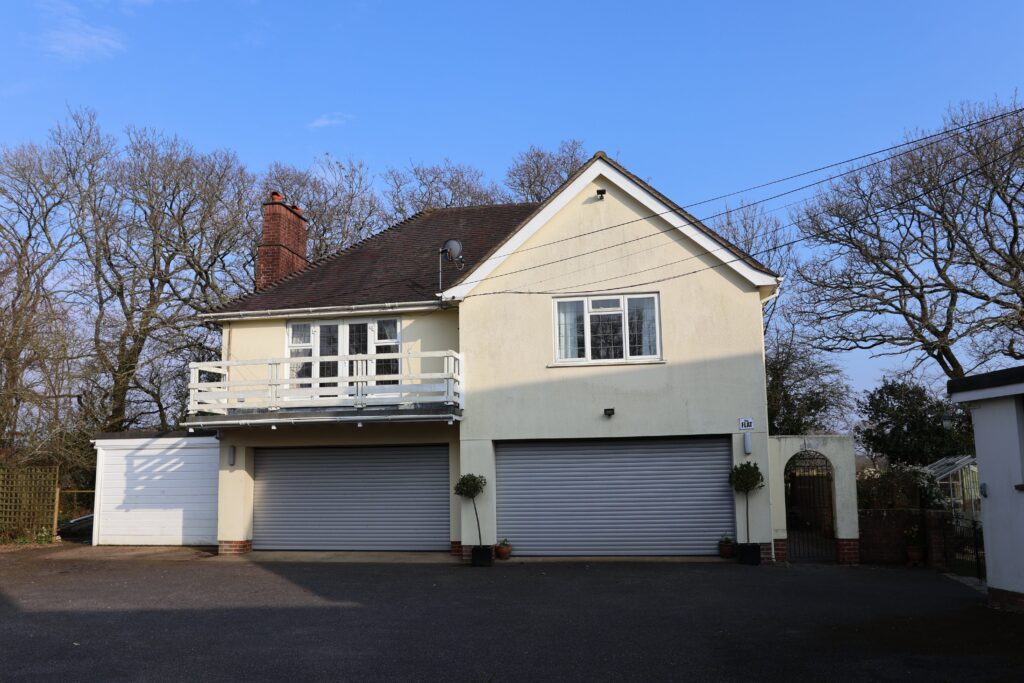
[[256, 191, 308, 290]]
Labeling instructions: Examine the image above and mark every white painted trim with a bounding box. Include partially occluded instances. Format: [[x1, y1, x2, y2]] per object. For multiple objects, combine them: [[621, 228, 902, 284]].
[[442, 158, 779, 300], [91, 443, 104, 546], [200, 301, 439, 322], [182, 413, 463, 428], [949, 382, 1024, 403], [93, 437, 219, 451], [546, 359, 667, 369], [550, 292, 662, 364]]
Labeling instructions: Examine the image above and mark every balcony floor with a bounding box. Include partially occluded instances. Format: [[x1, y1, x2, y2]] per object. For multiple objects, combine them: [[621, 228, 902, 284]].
[[182, 404, 462, 428]]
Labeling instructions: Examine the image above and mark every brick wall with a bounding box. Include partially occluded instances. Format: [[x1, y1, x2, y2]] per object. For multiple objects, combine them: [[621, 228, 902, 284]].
[[772, 539, 788, 564], [989, 587, 1024, 613], [858, 509, 919, 564], [836, 539, 859, 564], [449, 541, 462, 556], [858, 508, 949, 566], [218, 540, 252, 555], [255, 193, 308, 290]]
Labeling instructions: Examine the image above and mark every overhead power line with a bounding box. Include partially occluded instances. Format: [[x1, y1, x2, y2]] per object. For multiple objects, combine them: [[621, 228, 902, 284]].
[[454, 121, 1017, 291], [464, 139, 1023, 298]]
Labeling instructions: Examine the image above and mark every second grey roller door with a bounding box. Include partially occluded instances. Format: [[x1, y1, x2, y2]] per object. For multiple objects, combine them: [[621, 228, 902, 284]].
[[495, 437, 735, 556]]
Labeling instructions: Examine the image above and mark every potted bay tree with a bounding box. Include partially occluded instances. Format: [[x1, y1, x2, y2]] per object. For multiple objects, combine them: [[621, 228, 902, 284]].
[[454, 473, 493, 566], [730, 461, 765, 565]]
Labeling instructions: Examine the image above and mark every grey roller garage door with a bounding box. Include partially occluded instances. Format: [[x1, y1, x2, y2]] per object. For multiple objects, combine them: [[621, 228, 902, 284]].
[[496, 437, 735, 556], [253, 446, 449, 551]]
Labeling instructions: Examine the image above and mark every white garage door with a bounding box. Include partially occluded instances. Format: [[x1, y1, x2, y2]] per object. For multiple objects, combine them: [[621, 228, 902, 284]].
[[496, 437, 735, 556], [93, 436, 219, 545], [253, 446, 450, 551]]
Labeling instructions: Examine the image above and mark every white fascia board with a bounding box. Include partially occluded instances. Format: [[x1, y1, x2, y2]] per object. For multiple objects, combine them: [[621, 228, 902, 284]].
[[949, 382, 1024, 403], [442, 158, 779, 300], [200, 300, 440, 322], [91, 436, 220, 450]]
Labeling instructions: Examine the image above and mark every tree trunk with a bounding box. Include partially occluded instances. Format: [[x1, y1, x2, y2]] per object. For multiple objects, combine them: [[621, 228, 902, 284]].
[[472, 497, 482, 547]]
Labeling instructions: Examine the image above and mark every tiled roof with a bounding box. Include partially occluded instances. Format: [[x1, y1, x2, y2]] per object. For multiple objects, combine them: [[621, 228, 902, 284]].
[[212, 203, 540, 314], [211, 152, 779, 316]]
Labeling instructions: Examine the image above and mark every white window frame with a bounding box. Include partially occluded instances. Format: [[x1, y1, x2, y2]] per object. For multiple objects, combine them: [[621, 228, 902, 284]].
[[285, 318, 403, 386], [551, 293, 662, 365]]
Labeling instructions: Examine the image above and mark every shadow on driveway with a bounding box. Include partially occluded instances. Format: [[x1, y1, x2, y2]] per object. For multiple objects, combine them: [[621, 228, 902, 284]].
[[0, 547, 1021, 681]]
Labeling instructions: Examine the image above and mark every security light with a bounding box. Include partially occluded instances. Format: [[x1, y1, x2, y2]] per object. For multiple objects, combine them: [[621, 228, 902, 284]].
[[604, 408, 615, 417]]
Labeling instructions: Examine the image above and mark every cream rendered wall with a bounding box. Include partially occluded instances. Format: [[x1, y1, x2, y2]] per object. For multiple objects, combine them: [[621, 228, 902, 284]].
[[222, 309, 459, 379], [216, 422, 461, 544], [768, 435, 859, 542], [458, 177, 773, 547]]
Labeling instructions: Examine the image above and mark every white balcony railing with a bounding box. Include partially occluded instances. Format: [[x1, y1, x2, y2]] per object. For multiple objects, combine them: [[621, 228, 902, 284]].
[[188, 350, 462, 415]]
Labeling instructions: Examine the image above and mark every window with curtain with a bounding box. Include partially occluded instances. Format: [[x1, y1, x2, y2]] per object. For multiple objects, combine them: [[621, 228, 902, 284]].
[[554, 294, 660, 362]]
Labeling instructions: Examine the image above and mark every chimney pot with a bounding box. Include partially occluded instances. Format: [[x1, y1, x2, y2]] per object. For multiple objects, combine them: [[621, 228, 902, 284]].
[[290, 204, 302, 214], [269, 191, 283, 202]]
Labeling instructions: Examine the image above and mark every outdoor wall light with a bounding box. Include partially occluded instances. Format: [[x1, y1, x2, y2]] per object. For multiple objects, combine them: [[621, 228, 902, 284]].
[[228, 446, 236, 467], [604, 408, 615, 417], [743, 432, 753, 455], [270, 425, 277, 430]]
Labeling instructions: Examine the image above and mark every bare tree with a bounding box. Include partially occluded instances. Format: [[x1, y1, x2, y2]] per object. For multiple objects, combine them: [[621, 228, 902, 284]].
[[57, 112, 253, 431], [793, 100, 1024, 378], [381, 159, 507, 224], [714, 202, 794, 332], [505, 139, 588, 202], [0, 135, 88, 465], [262, 155, 385, 261]]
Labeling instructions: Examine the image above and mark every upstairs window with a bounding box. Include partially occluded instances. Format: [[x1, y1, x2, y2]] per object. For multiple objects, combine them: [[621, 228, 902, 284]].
[[554, 294, 660, 363]]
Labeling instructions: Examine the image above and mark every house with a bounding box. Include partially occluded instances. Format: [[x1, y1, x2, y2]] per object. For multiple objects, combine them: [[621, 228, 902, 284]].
[[91, 152, 859, 561], [949, 365, 1024, 611]]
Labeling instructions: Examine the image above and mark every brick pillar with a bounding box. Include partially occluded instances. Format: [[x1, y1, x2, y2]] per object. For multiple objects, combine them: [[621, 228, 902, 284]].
[[836, 538, 859, 564], [449, 541, 462, 556], [218, 540, 253, 555], [759, 543, 775, 564], [255, 192, 308, 290]]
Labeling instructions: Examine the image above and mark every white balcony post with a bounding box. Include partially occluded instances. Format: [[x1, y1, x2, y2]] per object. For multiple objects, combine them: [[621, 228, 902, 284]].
[[189, 366, 200, 411], [444, 353, 454, 404], [268, 362, 279, 410]]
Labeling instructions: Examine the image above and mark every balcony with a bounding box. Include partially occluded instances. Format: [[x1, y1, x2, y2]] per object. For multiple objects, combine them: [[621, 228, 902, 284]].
[[184, 350, 463, 427]]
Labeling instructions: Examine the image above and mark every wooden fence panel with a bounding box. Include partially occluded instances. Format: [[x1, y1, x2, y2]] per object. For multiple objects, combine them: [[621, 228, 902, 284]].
[[0, 466, 60, 542]]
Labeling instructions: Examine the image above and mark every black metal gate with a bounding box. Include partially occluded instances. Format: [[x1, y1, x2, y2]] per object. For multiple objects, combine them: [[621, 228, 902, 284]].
[[945, 516, 985, 580], [785, 451, 836, 562]]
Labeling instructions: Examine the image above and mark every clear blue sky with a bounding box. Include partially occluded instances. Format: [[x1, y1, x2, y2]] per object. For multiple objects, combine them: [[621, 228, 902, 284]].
[[3, 0, 1022, 393]]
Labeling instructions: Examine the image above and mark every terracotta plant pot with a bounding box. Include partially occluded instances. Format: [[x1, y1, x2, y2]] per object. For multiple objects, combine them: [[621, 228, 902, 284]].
[[906, 544, 924, 565], [718, 541, 736, 559], [495, 544, 512, 560]]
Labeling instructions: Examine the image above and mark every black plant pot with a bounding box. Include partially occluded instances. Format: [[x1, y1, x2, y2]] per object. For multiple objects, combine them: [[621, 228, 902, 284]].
[[737, 543, 761, 566], [471, 545, 494, 567]]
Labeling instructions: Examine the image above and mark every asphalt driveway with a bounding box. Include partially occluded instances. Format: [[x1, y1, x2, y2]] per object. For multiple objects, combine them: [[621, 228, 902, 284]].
[[1, 546, 1021, 682]]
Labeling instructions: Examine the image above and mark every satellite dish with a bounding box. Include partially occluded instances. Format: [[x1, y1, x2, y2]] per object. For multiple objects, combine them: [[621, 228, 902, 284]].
[[441, 238, 464, 262]]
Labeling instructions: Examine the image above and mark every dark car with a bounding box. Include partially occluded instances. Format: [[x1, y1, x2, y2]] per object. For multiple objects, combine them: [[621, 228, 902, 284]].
[[57, 514, 93, 543]]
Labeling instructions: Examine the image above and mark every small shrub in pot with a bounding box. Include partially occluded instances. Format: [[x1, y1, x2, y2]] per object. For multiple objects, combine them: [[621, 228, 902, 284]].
[[454, 473, 492, 566], [730, 461, 765, 565]]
